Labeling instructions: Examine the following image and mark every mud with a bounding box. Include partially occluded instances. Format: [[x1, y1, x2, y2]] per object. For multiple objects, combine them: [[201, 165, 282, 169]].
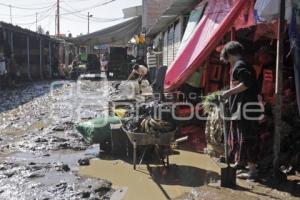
[[0, 80, 118, 199], [1, 79, 299, 200]]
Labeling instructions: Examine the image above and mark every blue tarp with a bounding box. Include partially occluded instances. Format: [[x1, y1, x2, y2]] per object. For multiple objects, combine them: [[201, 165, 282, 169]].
[[289, 7, 300, 115]]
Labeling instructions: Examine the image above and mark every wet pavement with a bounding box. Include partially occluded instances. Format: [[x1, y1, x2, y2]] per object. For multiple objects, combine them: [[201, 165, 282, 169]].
[[0, 80, 117, 199]]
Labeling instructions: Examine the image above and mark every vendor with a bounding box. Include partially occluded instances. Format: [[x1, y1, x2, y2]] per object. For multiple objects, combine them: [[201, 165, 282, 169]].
[[127, 64, 149, 83], [221, 41, 261, 180]]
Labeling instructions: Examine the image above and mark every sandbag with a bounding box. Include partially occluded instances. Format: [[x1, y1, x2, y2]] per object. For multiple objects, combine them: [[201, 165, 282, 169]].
[[76, 116, 120, 144]]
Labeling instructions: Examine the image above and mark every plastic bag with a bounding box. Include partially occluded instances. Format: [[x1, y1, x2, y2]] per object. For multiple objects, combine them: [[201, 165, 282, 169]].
[[76, 116, 120, 144], [254, 0, 280, 22]]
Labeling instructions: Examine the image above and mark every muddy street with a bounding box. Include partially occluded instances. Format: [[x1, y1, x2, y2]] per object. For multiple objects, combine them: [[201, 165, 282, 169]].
[[0, 80, 118, 199]]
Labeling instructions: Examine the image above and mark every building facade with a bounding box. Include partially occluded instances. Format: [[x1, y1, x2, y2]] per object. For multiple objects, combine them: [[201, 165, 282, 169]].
[[142, 0, 200, 67]]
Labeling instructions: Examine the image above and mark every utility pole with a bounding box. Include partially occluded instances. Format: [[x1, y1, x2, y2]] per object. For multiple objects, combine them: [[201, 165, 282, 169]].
[[9, 5, 12, 24], [56, 0, 60, 37], [273, 0, 285, 181], [36, 13, 38, 32], [88, 12, 93, 34]]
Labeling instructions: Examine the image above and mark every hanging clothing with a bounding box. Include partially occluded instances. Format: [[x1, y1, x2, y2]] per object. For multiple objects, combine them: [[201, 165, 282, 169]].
[[289, 7, 300, 115], [147, 52, 157, 84]]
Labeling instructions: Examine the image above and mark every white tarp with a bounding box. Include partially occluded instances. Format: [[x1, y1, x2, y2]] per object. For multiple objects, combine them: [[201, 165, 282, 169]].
[[254, 0, 299, 23], [74, 16, 141, 46], [175, 1, 207, 57]]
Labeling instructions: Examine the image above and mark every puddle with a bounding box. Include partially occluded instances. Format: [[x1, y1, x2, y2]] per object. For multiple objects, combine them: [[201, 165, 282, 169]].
[[79, 150, 220, 200]]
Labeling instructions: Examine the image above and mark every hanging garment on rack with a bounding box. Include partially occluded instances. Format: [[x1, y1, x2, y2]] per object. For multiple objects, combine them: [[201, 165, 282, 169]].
[[289, 7, 300, 115]]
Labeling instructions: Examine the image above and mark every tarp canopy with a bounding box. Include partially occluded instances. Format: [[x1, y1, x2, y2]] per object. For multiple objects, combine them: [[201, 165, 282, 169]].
[[147, 0, 198, 36], [164, 0, 255, 91], [73, 16, 141, 46]]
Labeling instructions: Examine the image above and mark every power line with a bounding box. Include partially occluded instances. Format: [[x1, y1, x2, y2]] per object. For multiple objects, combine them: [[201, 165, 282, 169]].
[[15, 5, 56, 26], [1, 4, 58, 19], [0, 2, 55, 10], [60, 0, 116, 15], [61, 2, 122, 22]]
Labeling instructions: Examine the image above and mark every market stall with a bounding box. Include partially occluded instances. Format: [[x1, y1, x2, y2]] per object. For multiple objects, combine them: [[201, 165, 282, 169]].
[[163, 0, 300, 180]]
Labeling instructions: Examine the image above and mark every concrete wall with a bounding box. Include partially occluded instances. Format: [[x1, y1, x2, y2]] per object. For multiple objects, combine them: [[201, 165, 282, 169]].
[[142, 0, 173, 32]]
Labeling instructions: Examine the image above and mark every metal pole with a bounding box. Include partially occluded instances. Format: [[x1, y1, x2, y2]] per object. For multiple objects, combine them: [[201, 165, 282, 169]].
[[9, 5, 12, 24], [57, 0, 60, 37], [27, 36, 32, 81], [273, 0, 285, 180], [88, 12, 89, 34], [36, 13, 38, 32], [49, 41, 52, 79], [10, 32, 14, 57], [40, 39, 43, 80]]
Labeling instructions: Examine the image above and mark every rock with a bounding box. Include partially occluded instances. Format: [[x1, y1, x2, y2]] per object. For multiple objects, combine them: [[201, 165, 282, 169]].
[[4, 171, 15, 178], [81, 191, 90, 198], [78, 158, 90, 166], [62, 164, 70, 172], [29, 162, 36, 165], [94, 186, 111, 196], [34, 138, 48, 143], [51, 137, 68, 143], [0, 165, 7, 171], [57, 143, 70, 149], [52, 125, 65, 132]]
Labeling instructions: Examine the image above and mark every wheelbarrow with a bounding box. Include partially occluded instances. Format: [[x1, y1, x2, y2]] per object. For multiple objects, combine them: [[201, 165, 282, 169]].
[[122, 127, 177, 170]]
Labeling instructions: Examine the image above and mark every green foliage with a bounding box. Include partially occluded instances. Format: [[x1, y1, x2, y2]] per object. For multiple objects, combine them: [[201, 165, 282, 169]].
[[202, 91, 223, 114]]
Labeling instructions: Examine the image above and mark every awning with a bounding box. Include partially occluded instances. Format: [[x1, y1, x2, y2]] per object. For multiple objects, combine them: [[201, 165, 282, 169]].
[[147, 0, 199, 36], [164, 0, 255, 91], [73, 16, 141, 46]]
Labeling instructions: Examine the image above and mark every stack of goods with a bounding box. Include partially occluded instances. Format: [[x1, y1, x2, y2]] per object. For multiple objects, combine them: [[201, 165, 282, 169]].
[[123, 102, 176, 137], [202, 91, 224, 157]]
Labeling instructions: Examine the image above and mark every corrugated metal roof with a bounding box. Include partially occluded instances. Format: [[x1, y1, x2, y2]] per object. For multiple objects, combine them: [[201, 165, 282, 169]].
[[0, 21, 59, 42], [147, 0, 200, 36]]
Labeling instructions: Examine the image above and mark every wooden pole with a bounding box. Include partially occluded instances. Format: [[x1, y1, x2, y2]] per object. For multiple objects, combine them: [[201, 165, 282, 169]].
[[273, 0, 285, 180]]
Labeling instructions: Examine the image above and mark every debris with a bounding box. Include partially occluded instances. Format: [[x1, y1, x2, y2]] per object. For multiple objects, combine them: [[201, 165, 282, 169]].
[[54, 163, 70, 172], [26, 172, 45, 179], [34, 138, 48, 143], [78, 158, 90, 166]]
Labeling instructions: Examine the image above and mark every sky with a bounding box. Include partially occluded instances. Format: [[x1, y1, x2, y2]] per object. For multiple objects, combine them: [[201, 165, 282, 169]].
[[0, 0, 142, 36]]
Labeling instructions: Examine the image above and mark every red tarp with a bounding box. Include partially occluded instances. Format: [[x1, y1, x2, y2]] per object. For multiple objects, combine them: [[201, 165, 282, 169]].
[[164, 0, 255, 91]]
